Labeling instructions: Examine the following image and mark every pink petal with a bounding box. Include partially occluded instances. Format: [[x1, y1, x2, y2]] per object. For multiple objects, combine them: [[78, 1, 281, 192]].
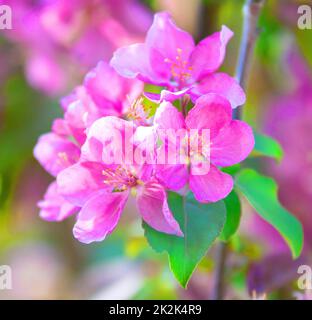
[[154, 101, 185, 130], [73, 190, 129, 244], [134, 163, 154, 184], [110, 12, 195, 87], [211, 120, 254, 167], [57, 162, 107, 207], [190, 26, 233, 81], [61, 86, 85, 112], [185, 93, 232, 138], [25, 54, 66, 96], [51, 118, 71, 136], [152, 103, 189, 191], [64, 100, 97, 131], [64, 100, 97, 145], [193, 73, 246, 108], [61, 87, 101, 145], [34, 133, 80, 177], [189, 165, 233, 203], [60, 91, 77, 111], [136, 181, 183, 236], [156, 164, 189, 192], [84, 61, 143, 115], [144, 87, 192, 103], [111, 43, 166, 85], [38, 182, 77, 222], [146, 11, 194, 73], [81, 116, 135, 164], [63, 86, 102, 130]]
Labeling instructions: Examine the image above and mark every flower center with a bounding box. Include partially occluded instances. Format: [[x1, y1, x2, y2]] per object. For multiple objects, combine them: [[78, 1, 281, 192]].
[[126, 96, 151, 124], [102, 165, 138, 192], [57, 152, 71, 167], [173, 131, 210, 166], [164, 48, 193, 86]]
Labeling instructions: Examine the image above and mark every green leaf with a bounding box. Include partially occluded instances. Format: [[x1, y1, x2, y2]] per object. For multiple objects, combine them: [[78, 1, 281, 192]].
[[235, 169, 303, 258], [252, 131, 283, 161], [143, 192, 226, 288], [222, 164, 241, 176], [219, 191, 241, 242]]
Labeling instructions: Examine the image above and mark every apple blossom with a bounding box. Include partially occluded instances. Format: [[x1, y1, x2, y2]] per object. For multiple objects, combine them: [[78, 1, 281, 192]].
[[111, 12, 245, 108]]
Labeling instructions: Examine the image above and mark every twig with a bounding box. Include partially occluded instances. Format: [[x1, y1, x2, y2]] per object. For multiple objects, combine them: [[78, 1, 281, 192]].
[[234, 0, 265, 119], [211, 242, 228, 300], [211, 0, 265, 300]]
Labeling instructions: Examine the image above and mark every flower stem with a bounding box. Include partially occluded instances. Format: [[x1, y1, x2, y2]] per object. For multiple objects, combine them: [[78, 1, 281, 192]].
[[211, 0, 265, 300], [181, 94, 190, 117]]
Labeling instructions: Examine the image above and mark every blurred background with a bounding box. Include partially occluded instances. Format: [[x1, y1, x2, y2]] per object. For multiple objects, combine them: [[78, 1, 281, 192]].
[[0, 0, 311, 299]]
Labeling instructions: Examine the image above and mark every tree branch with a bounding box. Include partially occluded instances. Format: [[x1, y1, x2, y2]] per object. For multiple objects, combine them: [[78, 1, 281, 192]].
[[234, 0, 265, 119], [211, 0, 265, 300], [211, 241, 228, 300]]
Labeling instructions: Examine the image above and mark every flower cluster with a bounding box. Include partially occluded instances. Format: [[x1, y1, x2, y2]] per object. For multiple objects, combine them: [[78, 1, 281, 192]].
[[2, 0, 151, 95], [34, 12, 254, 243]]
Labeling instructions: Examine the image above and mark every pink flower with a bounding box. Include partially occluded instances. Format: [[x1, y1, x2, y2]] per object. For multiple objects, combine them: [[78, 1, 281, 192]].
[[152, 93, 254, 203], [33, 132, 80, 177], [111, 12, 245, 108], [59, 61, 144, 145], [34, 62, 145, 223], [25, 53, 68, 97], [57, 117, 183, 243], [38, 182, 78, 222], [3, 0, 152, 95], [84, 61, 143, 116], [33, 133, 80, 221]]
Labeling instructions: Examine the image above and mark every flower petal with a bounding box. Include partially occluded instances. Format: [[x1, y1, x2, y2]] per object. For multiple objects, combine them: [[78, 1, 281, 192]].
[[156, 164, 189, 192], [62, 86, 101, 145], [110, 43, 166, 85], [211, 120, 254, 167], [81, 116, 135, 164], [26, 53, 66, 95], [110, 11, 195, 87], [137, 181, 183, 236], [64, 100, 95, 130], [34, 133, 80, 177], [154, 101, 185, 130], [84, 61, 143, 115], [51, 118, 71, 136], [57, 162, 107, 207], [190, 25, 233, 81], [73, 190, 129, 244], [38, 182, 78, 222], [185, 93, 232, 138], [193, 73, 246, 108], [144, 87, 192, 104], [189, 165, 233, 203], [152, 102, 189, 191], [146, 11, 194, 67]]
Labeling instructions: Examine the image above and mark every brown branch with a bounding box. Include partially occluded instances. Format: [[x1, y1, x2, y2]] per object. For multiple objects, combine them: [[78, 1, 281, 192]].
[[211, 242, 228, 300], [211, 0, 265, 300]]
